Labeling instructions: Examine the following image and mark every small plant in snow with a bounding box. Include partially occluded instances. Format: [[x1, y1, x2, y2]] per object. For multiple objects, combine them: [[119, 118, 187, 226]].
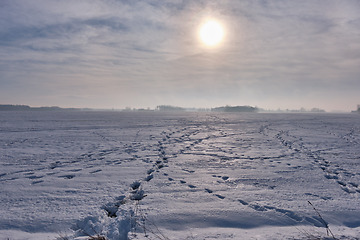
[[56, 233, 71, 240], [88, 234, 107, 240], [307, 201, 337, 240]]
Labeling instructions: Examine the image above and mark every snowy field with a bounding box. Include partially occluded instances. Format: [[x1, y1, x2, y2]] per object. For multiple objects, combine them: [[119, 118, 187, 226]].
[[1, 111, 360, 240]]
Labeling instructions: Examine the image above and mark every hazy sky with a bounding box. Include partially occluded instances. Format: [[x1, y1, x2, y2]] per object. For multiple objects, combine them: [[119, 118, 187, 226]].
[[1, 0, 359, 111]]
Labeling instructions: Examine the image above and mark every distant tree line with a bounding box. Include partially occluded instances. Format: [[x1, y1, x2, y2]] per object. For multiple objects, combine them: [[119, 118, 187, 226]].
[[0, 104, 31, 111], [156, 105, 185, 112], [0, 104, 78, 111], [211, 105, 259, 113], [155, 105, 259, 113]]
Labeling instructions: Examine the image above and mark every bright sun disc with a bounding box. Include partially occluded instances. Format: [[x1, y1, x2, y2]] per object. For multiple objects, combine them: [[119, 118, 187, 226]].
[[199, 20, 224, 47]]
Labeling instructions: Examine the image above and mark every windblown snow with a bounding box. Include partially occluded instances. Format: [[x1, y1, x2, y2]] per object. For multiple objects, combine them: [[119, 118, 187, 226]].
[[0, 111, 359, 240]]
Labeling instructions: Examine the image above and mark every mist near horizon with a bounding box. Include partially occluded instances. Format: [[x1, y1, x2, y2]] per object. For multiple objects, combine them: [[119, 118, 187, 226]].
[[1, 1, 359, 112]]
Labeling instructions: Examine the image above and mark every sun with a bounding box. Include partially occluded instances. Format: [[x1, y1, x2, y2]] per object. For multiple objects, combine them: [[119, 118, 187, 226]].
[[199, 19, 224, 47]]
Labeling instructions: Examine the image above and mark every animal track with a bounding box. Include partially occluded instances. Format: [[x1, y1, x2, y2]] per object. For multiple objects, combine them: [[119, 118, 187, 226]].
[[59, 174, 75, 179], [90, 169, 102, 174], [130, 181, 141, 190], [144, 174, 153, 182], [215, 194, 225, 199], [270, 127, 360, 195], [237, 199, 322, 226], [32, 180, 44, 184], [205, 188, 213, 193], [102, 195, 126, 218]]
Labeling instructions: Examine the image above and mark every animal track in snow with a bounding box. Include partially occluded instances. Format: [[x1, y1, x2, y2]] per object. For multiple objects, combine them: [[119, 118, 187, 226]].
[[237, 199, 323, 226], [102, 195, 126, 218], [144, 174, 153, 182], [27, 175, 43, 180], [214, 194, 225, 199], [271, 128, 360, 195], [130, 181, 141, 190], [32, 180, 44, 185], [205, 188, 213, 193], [58, 174, 75, 179]]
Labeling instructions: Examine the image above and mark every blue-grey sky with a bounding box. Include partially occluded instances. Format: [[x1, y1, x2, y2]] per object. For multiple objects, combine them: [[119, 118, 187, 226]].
[[1, 0, 359, 111]]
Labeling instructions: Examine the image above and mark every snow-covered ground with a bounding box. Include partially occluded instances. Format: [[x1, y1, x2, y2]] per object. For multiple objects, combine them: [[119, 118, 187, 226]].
[[0, 111, 360, 240]]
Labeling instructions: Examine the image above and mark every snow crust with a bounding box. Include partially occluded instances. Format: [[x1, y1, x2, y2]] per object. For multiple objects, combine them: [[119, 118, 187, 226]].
[[0, 111, 360, 239]]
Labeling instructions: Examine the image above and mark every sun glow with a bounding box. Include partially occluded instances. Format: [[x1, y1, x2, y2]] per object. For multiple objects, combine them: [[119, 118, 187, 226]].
[[199, 19, 224, 47]]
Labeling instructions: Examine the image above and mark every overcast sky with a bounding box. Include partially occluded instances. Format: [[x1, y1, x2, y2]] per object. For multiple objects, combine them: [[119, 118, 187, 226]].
[[1, 0, 359, 111]]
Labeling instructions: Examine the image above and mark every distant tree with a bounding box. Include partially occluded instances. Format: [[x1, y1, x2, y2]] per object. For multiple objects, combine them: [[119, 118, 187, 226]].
[[0, 104, 31, 111], [211, 105, 258, 113], [310, 108, 325, 113], [156, 105, 185, 112]]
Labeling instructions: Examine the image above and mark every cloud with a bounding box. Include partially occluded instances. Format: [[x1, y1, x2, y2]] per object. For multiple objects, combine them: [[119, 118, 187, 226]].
[[0, 0, 359, 111]]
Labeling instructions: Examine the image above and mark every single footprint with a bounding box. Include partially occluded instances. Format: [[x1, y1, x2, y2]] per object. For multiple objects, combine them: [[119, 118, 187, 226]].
[[205, 188, 213, 193], [130, 181, 141, 190], [238, 199, 249, 205], [337, 180, 346, 186], [59, 174, 75, 179], [249, 204, 267, 212], [27, 175, 43, 180], [32, 180, 44, 185], [215, 194, 225, 199], [144, 175, 153, 182], [102, 195, 126, 218], [275, 208, 303, 222]]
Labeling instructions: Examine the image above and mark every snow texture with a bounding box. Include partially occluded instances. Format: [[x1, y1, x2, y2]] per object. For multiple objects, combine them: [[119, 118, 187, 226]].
[[0, 111, 360, 239]]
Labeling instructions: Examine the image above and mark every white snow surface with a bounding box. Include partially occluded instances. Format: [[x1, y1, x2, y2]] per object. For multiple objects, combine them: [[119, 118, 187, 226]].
[[0, 111, 360, 240]]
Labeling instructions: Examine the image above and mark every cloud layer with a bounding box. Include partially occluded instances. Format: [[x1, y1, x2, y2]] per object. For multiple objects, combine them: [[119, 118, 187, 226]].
[[1, 0, 359, 111]]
